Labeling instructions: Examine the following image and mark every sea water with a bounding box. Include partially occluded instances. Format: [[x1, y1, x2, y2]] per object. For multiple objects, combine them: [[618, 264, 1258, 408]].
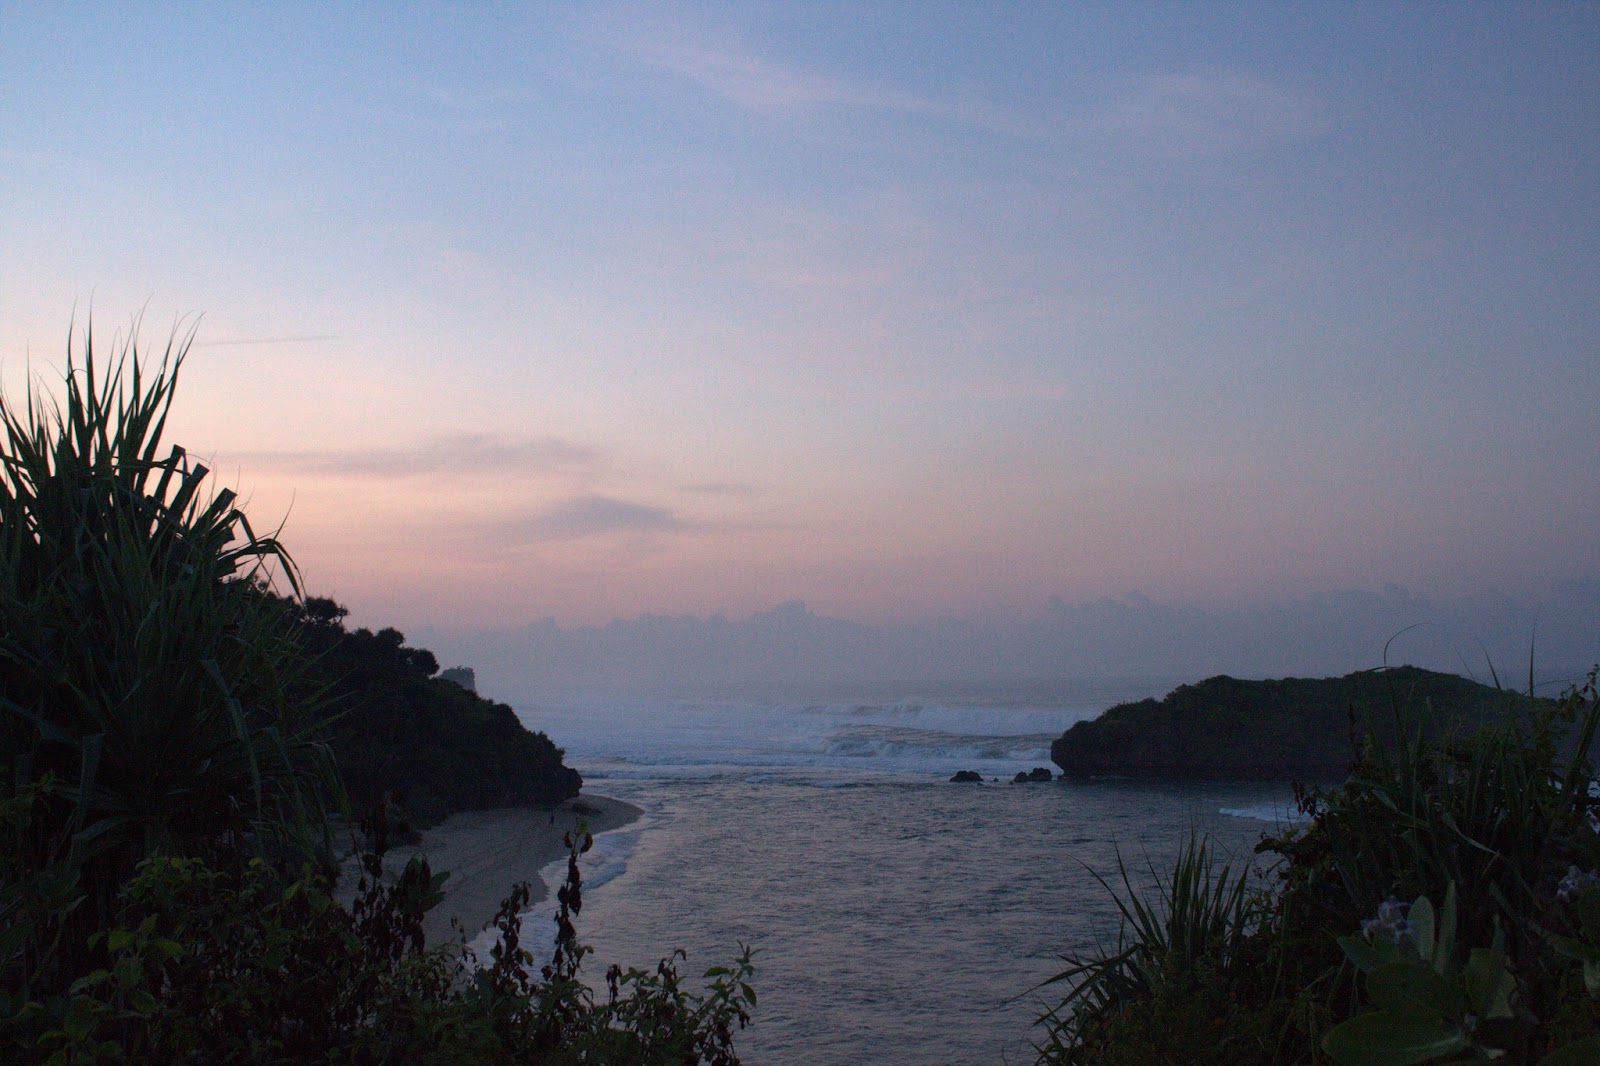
[[508, 683, 1307, 1065]]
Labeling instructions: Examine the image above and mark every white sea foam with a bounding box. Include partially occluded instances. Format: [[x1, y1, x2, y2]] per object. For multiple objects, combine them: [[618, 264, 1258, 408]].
[[514, 690, 1107, 782]]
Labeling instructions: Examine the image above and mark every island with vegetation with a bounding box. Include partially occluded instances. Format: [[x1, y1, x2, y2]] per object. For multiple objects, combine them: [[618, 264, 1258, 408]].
[[1050, 666, 1542, 780]]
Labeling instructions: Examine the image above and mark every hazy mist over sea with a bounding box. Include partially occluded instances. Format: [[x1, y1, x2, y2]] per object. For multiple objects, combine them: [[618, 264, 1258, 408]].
[[419, 581, 1600, 700]]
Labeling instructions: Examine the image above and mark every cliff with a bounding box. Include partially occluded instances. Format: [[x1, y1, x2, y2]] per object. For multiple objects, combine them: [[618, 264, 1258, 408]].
[[1050, 666, 1541, 781]]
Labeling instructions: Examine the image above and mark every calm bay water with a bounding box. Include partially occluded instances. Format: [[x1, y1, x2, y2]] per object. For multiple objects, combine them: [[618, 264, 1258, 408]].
[[510, 685, 1303, 1065]]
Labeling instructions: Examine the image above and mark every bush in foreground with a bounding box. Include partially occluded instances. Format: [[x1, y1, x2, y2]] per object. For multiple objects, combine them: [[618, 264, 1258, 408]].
[[3, 786, 754, 1063], [0, 325, 343, 1017]]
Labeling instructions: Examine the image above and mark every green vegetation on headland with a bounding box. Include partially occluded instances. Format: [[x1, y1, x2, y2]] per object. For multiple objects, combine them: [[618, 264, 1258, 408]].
[[287, 596, 581, 828], [0, 328, 752, 1063], [1051, 666, 1543, 780]]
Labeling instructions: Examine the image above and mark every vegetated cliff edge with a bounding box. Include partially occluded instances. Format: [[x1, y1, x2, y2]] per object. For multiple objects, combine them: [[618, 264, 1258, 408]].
[[1051, 666, 1542, 781], [291, 597, 582, 826]]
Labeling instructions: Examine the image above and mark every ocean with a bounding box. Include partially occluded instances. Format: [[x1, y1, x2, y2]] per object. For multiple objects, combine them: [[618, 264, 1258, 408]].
[[505, 682, 1307, 1065]]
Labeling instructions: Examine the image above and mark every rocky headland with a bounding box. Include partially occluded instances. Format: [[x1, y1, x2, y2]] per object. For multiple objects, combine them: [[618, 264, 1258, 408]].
[[1050, 666, 1543, 780]]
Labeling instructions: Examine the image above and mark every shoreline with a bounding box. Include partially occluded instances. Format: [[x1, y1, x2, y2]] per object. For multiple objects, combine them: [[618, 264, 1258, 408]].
[[345, 793, 643, 947]]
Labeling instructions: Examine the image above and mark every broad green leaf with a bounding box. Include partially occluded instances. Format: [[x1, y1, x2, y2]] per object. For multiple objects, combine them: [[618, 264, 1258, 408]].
[[1544, 933, 1590, 961], [1366, 961, 1461, 1020], [1463, 948, 1515, 1018], [61, 996, 97, 1041], [1321, 1011, 1470, 1066], [1340, 933, 1385, 972], [114, 956, 143, 992]]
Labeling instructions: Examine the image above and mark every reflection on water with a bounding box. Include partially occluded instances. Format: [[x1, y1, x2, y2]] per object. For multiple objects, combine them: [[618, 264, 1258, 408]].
[[514, 688, 1298, 1065]]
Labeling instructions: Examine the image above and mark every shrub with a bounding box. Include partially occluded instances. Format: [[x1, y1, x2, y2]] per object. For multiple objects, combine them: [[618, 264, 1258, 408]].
[[3, 808, 754, 1063], [1034, 834, 1287, 1064]]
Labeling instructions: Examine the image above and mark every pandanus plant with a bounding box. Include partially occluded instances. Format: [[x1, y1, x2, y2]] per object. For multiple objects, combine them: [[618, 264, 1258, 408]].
[[0, 321, 340, 905]]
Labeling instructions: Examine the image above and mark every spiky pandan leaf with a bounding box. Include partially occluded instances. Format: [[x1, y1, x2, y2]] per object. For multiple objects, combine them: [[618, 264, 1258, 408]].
[[1462, 948, 1515, 1019], [0, 321, 337, 887]]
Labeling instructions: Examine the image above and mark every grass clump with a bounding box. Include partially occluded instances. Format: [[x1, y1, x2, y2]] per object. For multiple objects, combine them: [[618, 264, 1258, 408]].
[[1035, 834, 1282, 1063]]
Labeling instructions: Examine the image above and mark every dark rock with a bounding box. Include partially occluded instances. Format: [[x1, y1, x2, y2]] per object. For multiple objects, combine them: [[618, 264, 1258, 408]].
[[1050, 666, 1546, 782], [1012, 771, 1029, 783], [949, 770, 984, 783]]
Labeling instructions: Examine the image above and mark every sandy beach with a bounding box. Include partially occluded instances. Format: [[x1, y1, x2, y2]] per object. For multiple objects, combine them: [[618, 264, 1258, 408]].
[[344, 794, 643, 947]]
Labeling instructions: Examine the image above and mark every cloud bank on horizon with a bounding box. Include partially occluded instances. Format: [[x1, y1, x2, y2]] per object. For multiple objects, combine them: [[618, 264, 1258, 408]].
[[2, 4, 1597, 650], [418, 584, 1600, 699]]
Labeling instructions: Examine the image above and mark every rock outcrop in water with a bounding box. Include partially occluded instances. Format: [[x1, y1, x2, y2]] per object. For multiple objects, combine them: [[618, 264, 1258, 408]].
[[1051, 666, 1541, 781], [1012, 767, 1055, 783], [949, 770, 984, 782]]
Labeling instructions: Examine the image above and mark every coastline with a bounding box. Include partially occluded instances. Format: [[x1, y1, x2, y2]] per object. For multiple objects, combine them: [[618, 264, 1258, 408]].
[[346, 793, 643, 947]]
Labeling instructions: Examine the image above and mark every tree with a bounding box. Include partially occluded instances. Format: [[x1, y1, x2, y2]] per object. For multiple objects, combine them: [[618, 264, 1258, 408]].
[[0, 322, 341, 927]]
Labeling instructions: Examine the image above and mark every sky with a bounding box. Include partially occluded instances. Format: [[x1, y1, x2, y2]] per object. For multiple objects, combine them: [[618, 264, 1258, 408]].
[[3, 3, 1598, 675]]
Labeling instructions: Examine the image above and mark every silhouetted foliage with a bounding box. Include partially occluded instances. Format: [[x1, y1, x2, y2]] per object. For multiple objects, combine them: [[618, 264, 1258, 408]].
[[1, 786, 754, 1063], [1051, 666, 1546, 780], [285, 595, 582, 827], [0, 327, 342, 995]]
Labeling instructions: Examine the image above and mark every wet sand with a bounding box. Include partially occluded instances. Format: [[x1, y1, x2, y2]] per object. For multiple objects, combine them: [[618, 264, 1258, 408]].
[[343, 794, 642, 947]]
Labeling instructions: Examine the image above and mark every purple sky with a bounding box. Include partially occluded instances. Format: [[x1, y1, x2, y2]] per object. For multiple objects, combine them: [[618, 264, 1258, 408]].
[[3, 4, 1597, 666]]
